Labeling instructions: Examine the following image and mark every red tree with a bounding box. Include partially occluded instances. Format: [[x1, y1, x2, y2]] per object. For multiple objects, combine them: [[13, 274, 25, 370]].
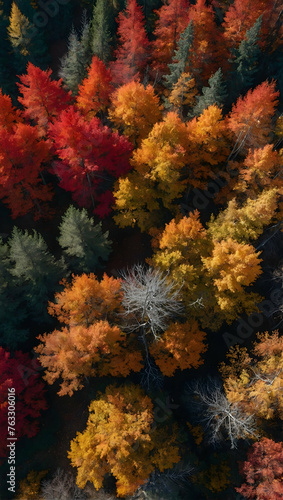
[[76, 56, 113, 119], [48, 106, 133, 216], [227, 80, 279, 153], [151, 0, 190, 76], [223, 0, 283, 50], [110, 0, 150, 86], [0, 348, 47, 462], [0, 122, 53, 219], [17, 63, 72, 132], [236, 438, 283, 499], [188, 0, 229, 83]]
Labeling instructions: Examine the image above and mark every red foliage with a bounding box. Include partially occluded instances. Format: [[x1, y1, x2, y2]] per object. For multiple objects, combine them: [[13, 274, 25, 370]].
[[110, 0, 150, 86], [0, 90, 23, 131], [236, 438, 283, 499], [76, 56, 113, 118], [0, 122, 53, 219], [223, 0, 283, 50], [151, 0, 190, 76], [0, 348, 47, 462], [17, 63, 72, 132], [48, 106, 133, 214]]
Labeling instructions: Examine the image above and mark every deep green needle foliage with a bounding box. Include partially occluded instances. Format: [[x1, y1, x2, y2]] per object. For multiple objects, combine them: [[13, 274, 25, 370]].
[[58, 205, 112, 273], [59, 25, 89, 94], [8, 227, 65, 323], [164, 20, 194, 89], [192, 68, 227, 116], [0, 238, 28, 348]]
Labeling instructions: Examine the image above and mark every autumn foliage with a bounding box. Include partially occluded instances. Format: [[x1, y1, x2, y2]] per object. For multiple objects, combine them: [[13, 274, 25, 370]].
[[76, 56, 113, 118]]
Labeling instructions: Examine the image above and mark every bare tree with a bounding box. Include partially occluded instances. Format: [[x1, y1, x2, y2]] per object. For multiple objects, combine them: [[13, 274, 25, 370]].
[[189, 379, 259, 449], [41, 469, 86, 500], [120, 265, 183, 339]]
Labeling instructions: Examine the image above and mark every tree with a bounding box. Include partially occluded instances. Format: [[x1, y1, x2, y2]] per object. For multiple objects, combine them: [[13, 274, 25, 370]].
[[186, 104, 230, 189], [47, 273, 123, 328], [68, 384, 180, 497], [220, 330, 283, 420], [15, 470, 48, 500], [110, 0, 150, 86], [89, 0, 112, 62], [163, 20, 194, 89], [76, 56, 113, 119], [59, 27, 87, 94], [0, 122, 53, 219], [151, 0, 190, 77], [7, 3, 33, 71], [227, 80, 279, 155], [58, 205, 112, 273], [17, 63, 72, 131], [36, 321, 143, 396], [8, 227, 65, 323], [223, 0, 283, 50], [168, 72, 198, 115], [0, 238, 28, 349], [114, 112, 188, 231], [236, 438, 283, 499], [187, 0, 229, 85], [231, 16, 262, 99], [41, 469, 86, 500], [207, 190, 280, 243], [151, 211, 263, 329], [0, 348, 47, 462], [189, 379, 258, 449], [192, 68, 227, 116], [49, 106, 133, 216], [109, 81, 162, 146], [149, 320, 207, 376]]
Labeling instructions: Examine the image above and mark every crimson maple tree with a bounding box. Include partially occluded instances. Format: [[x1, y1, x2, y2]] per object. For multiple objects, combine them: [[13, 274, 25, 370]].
[[48, 106, 133, 216], [0, 122, 53, 219], [0, 90, 23, 131], [0, 347, 47, 462], [17, 63, 72, 132]]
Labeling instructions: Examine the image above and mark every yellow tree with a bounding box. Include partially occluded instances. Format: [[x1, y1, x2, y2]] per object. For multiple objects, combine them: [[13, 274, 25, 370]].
[[8, 3, 32, 57], [220, 330, 283, 420], [114, 112, 189, 231], [168, 72, 198, 115], [109, 80, 162, 146], [208, 190, 280, 243], [68, 384, 180, 497], [186, 104, 230, 189], [151, 211, 263, 329]]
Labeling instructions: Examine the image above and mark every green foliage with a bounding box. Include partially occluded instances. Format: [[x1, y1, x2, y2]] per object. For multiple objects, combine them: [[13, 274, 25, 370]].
[[90, 0, 112, 62], [192, 68, 227, 116], [8, 227, 65, 323], [231, 16, 262, 98], [164, 20, 194, 89], [58, 205, 112, 273]]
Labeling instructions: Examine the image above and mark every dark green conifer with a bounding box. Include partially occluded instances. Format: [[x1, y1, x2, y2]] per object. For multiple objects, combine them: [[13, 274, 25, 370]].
[[164, 20, 194, 89], [90, 0, 112, 62], [58, 205, 112, 273], [192, 68, 227, 116]]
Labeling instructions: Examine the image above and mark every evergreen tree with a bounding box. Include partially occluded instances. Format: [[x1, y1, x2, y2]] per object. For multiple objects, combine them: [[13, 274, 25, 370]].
[[79, 10, 92, 70], [90, 0, 112, 62], [231, 16, 262, 98], [58, 205, 112, 273], [8, 227, 65, 323], [192, 68, 227, 116], [164, 20, 194, 89], [59, 27, 86, 94], [0, 238, 28, 349]]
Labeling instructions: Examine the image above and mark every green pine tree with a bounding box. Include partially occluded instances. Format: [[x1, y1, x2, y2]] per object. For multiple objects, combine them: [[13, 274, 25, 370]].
[[164, 20, 194, 89], [90, 0, 112, 62], [79, 9, 93, 70], [58, 205, 112, 273], [59, 26, 85, 94], [192, 68, 227, 116], [8, 227, 65, 323], [0, 238, 28, 349], [232, 16, 262, 98]]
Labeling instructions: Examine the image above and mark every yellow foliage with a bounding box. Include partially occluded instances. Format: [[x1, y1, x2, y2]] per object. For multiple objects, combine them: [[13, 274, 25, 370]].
[[168, 72, 198, 110], [15, 470, 47, 500], [8, 3, 32, 55], [186, 422, 204, 445]]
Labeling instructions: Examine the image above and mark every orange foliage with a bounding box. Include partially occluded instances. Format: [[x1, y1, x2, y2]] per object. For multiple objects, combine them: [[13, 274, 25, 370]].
[[150, 320, 207, 376], [0, 90, 23, 131]]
